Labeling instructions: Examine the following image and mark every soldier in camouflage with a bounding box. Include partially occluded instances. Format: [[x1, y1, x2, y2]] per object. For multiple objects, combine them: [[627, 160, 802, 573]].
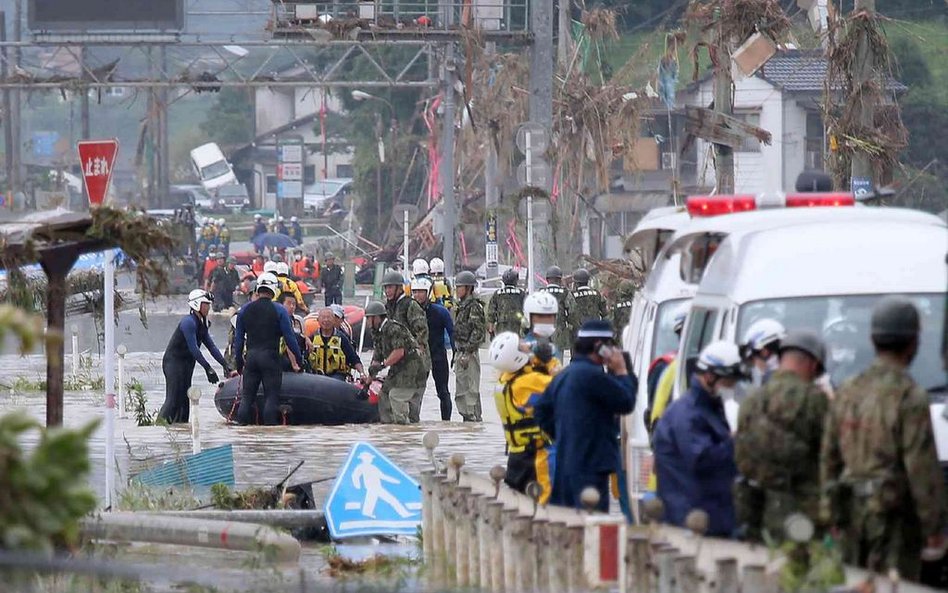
[[569, 268, 608, 340], [821, 297, 946, 580], [540, 266, 575, 354], [453, 271, 487, 422], [734, 330, 829, 543], [381, 270, 429, 421], [611, 280, 637, 347], [486, 268, 525, 338], [364, 301, 427, 424]]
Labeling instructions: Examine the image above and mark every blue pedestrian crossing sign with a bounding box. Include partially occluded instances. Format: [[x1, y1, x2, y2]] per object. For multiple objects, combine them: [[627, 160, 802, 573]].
[[324, 442, 422, 539]]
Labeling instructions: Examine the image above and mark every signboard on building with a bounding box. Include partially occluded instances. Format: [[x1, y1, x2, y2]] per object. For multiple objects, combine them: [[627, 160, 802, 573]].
[[29, 0, 185, 33], [276, 135, 304, 200]]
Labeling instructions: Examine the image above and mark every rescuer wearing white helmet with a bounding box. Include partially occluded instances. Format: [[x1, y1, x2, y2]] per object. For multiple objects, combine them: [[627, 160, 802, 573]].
[[428, 257, 453, 308], [740, 318, 786, 386], [522, 291, 561, 365], [158, 289, 231, 424], [274, 261, 308, 314], [652, 340, 746, 537], [489, 331, 555, 503], [411, 258, 430, 278], [412, 276, 456, 420], [231, 272, 304, 425]]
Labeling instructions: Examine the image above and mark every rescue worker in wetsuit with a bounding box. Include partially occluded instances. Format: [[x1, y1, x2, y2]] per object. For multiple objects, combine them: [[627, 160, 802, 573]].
[[159, 289, 231, 424], [486, 268, 525, 338], [274, 261, 308, 314], [309, 308, 365, 381], [233, 272, 303, 425], [489, 331, 555, 503], [411, 277, 456, 421]]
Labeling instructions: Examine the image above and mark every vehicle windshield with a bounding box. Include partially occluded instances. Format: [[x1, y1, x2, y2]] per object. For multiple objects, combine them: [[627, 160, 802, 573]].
[[738, 293, 946, 394], [218, 185, 248, 198], [200, 160, 231, 181], [305, 181, 343, 196], [650, 298, 690, 363]]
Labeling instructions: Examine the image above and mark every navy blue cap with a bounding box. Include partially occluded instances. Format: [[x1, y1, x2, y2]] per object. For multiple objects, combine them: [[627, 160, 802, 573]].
[[576, 319, 615, 339]]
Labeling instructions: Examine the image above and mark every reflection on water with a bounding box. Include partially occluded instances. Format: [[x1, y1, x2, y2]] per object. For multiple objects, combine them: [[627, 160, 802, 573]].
[[1, 310, 506, 506]]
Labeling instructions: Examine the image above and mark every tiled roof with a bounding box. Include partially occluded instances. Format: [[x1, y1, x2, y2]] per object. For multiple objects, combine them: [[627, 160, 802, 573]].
[[758, 49, 907, 93]]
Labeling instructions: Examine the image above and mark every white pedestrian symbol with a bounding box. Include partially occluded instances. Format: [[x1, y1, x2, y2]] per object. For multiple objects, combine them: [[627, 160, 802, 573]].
[[351, 451, 414, 519]]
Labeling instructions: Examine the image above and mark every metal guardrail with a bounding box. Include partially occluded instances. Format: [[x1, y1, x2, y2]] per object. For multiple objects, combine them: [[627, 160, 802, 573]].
[[271, 1, 531, 35]]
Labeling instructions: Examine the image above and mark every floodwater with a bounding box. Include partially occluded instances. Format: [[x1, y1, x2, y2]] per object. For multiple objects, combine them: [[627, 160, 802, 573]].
[[0, 306, 507, 503]]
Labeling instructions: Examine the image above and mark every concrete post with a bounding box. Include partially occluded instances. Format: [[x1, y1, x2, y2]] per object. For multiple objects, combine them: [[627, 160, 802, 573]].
[[740, 564, 767, 593], [440, 40, 458, 276], [487, 501, 506, 592], [713, 8, 735, 194], [533, 518, 550, 592], [514, 515, 535, 593], [442, 479, 458, 582], [71, 324, 80, 379], [673, 555, 697, 593], [850, 0, 877, 191], [454, 486, 471, 587], [467, 492, 480, 588], [421, 470, 435, 564], [502, 508, 519, 592], [529, 0, 553, 278], [626, 532, 650, 593], [187, 387, 201, 454], [656, 546, 678, 593], [430, 478, 447, 583], [548, 522, 569, 593], [566, 524, 585, 593], [477, 495, 492, 589], [715, 558, 739, 593]]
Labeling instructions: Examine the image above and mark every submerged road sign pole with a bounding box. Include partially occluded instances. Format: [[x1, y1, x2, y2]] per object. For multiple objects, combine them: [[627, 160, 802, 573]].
[[78, 138, 119, 509]]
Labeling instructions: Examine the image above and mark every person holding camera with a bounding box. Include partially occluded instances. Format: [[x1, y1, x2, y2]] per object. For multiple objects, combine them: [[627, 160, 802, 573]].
[[535, 320, 636, 512]]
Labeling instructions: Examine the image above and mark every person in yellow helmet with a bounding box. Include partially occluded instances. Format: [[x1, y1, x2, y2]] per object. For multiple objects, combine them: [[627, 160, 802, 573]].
[[489, 332, 555, 504]]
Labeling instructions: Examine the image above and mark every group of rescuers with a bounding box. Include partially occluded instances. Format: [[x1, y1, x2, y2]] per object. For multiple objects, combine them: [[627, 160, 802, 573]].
[[161, 257, 945, 582]]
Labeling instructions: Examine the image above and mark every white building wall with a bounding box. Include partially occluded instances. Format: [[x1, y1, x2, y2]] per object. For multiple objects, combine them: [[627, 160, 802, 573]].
[[781, 97, 809, 190], [254, 89, 294, 136]]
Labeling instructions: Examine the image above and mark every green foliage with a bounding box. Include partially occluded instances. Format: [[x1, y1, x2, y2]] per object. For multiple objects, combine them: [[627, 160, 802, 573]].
[[351, 134, 427, 242], [209, 483, 281, 510], [199, 88, 255, 148], [779, 537, 846, 593], [115, 482, 200, 511], [2, 376, 48, 392], [0, 411, 99, 552], [126, 379, 158, 427]]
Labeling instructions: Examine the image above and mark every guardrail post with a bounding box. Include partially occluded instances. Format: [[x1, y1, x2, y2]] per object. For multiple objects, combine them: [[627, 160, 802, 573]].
[[442, 478, 458, 582], [116, 344, 127, 418], [420, 470, 435, 563], [740, 564, 766, 593], [187, 387, 201, 454], [656, 546, 678, 593], [715, 558, 739, 593], [430, 477, 447, 583], [533, 518, 549, 592], [673, 555, 697, 593], [467, 492, 481, 588], [487, 500, 506, 592], [624, 531, 650, 593], [454, 486, 471, 587], [502, 508, 519, 592], [513, 515, 535, 593], [567, 523, 585, 592], [71, 324, 80, 379], [548, 521, 569, 593]]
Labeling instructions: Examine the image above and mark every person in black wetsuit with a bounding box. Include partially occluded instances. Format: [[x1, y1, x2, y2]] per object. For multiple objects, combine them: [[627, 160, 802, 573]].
[[232, 272, 304, 425], [159, 289, 231, 424]]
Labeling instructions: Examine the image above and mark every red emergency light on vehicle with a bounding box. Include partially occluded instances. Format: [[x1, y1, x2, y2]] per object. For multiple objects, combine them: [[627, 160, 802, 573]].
[[783, 192, 855, 207], [685, 195, 756, 217], [686, 192, 855, 217]]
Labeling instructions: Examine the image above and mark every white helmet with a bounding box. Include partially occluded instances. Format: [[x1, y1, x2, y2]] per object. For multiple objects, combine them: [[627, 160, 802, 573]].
[[741, 318, 786, 357], [276, 262, 290, 276], [256, 272, 280, 296], [429, 257, 445, 274], [488, 332, 531, 373], [254, 213, 262, 220], [217, 218, 225, 226], [696, 341, 745, 379], [188, 289, 213, 312], [523, 292, 558, 317], [263, 261, 278, 274], [412, 258, 430, 276], [279, 216, 285, 222], [410, 277, 433, 292], [291, 216, 298, 222]]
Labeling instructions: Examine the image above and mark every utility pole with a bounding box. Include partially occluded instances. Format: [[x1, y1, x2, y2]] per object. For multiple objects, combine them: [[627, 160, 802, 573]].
[[713, 7, 735, 194], [80, 47, 90, 140], [485, 41, 499, 280], [441, 42, 457, 277], [158, 45, 170, 200], [11, 0, 22, 200], [529, 0, 553, 279], [850, 0, 875, 191], [1, 11, 12, 196], [557, 0, 571, 67]]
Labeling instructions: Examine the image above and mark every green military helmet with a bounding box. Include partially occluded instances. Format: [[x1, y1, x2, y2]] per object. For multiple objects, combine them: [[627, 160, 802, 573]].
[[271, 254, 283, 263], [779, 330, 827, 369], [573, 268, 590, 285], [617, 279, 636, 299], [382, 270, 405, 286], [871, 296, 920, 340], [545, 265, 562, 280], [455, 271, 477, 287], [364, 301, 388, 317], [227, 256, 237, 264], [502, 268, 519, 286]]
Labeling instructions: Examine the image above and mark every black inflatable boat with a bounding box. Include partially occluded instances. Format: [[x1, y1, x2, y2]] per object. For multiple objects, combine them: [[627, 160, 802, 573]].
[[214, 373, 380, 425]]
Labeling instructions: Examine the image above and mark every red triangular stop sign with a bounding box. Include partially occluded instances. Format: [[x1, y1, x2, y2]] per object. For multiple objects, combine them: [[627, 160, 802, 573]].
[[77, 139, 119, 206]]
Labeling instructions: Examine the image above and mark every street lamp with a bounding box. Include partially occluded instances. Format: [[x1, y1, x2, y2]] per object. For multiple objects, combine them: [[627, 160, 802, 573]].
[[352, 90, 398, 239]]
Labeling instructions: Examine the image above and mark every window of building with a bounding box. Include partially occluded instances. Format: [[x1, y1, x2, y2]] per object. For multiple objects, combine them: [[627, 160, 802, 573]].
[[304, 165, 316, 185], [336, 164, 354, 178], [733, 110, 762, 153], [265, 175, 277, 194], [804, 111, 825, 171]]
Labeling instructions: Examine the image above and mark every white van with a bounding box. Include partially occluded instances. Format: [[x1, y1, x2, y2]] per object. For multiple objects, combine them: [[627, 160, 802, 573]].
[[674, 212, 947, 462], [190, 142, 237, 192]]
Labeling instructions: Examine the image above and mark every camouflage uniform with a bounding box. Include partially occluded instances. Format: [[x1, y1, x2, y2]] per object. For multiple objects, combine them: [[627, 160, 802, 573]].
[[540, 284, 575, 353], [611, 281, 636, 347], [453, 292, 487, 421], [734, 369, 829, 542], [385, 294, 430, 421], [486, 285, 526, 337], [569, 285, 608, 340], [820, 357, 946, 580], [372, 318, 427, 424]]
